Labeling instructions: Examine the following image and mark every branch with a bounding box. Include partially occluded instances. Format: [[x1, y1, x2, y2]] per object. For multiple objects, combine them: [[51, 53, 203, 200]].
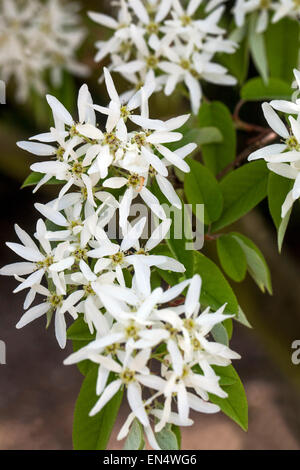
[[217, 130, 277, 179]]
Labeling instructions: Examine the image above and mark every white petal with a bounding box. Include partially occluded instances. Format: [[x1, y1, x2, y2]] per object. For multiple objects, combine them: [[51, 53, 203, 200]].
[[262, 102, 289, 138], [89, 380, 122, 416], [16, 302, 49, 329], [46, 95, 73, 126]]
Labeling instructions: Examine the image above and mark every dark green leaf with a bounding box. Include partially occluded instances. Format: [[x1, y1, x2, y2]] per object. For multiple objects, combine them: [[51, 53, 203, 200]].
[[265, 18, 300, 83], [67, 316, 95, 342], [198, 101, 236, 175], [232, 233, 272, 294], [217, 234, 247, 282], [209, 365, 248, 431], [249, 12, 268, 83], [193, 252, 238, 318], [241, 77, 292, 101], [212, 161, 269, 231], [268, 172, 293, 251], [73, 367, 123, 450], [184, 159, 223, 224]]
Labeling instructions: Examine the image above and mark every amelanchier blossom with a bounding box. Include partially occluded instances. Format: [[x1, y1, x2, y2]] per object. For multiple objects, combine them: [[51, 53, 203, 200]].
[[232, 0, 300, 33], [64, 273, 240, 447], [0, 0, 88, 102], [0, 64, 240, 448], [88, 0, 237, 113], [249, 68, 300, 218]]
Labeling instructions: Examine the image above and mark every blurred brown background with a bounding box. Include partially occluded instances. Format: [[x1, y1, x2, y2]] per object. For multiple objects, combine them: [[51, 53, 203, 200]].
[[0, 0, 300, 451]]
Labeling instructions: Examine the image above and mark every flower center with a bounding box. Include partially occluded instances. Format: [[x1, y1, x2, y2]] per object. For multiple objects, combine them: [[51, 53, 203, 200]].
[[121, 368, 136, 384], [147, 22, 159, 34], [260, 0, 270, 8], [73, 247, 87, 261], [48, 294, 63, 308], [181, 15, 192, 26], [110, 251, 125, 265], [71, 161, 84, 176], [36, 255, 54, 269], [146, 55, 158, 69], [84, 283, 95, 296], [103, 132, 121, 152], [286, 135, 300, 151]]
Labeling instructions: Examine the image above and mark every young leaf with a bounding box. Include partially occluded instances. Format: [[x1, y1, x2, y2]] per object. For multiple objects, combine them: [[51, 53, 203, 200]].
[[155, 424, 179, 450], [232, 233, 272, 294], [22, 172, 62, 188], [268, 172, 293, 251], [236, 306, 252, 329], [73, 367, 123, 450], [217, 234, 247, 282], [124, 419, 145, 450], [212, 161, 269, 232], [211, 323, 229, 346], [198, 101, 236, 175], [248, 12, 268, 83], [209, 365, 248, 431], [278, 208, 292, 253], [241, 77, 292, 101], [265, 18, 300, 83], [184, 159, 223, 224]]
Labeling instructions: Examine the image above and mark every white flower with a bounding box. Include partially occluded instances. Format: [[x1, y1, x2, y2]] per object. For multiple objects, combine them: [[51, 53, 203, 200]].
[[0, 219, 71, 296], [248, 86, 300, 217], [232, 0, 300, 33], [0, 0, 88, 102], [16, 284, 75, 349], [89, 0, 237, 113]]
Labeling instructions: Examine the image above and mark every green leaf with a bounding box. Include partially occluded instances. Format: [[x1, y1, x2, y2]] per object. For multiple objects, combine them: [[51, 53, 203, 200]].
[[248, 12, 268, 83], [167, 126, 223, 155], [151, 181, 194, 277], [268, 172, 293, 251], [278, 208, 292, 253], [124, 419, 145, 450], [198, 101, 236, 175], [67, 316, 95, 341], [218, 26, 249, 85], [193, 252, 238, 318], [211, 323, 229, 346], [212, 161, 269, 232], [171, 425, 181, 449], [236, 306, 252, 329], [155, 425, 179, 450], [73, 367, 123, 450], [209, 365, 248, 431], [232, 233, 272, 294], [22, 172, 62, 188], [217, 234, 247, 282], [184, 159, 223, 224], [241, 77, 292, 101], [265, 18, 300, 83]]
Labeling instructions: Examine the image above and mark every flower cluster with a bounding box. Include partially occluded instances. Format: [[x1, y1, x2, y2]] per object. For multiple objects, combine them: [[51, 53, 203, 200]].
[[64, 274, 240, 448], [0, 67, 240, 448], [233, 0, 300, 33], [88, 0, 237, 114], [0, 0, 88, 102], [249, 68, 300, 218]]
